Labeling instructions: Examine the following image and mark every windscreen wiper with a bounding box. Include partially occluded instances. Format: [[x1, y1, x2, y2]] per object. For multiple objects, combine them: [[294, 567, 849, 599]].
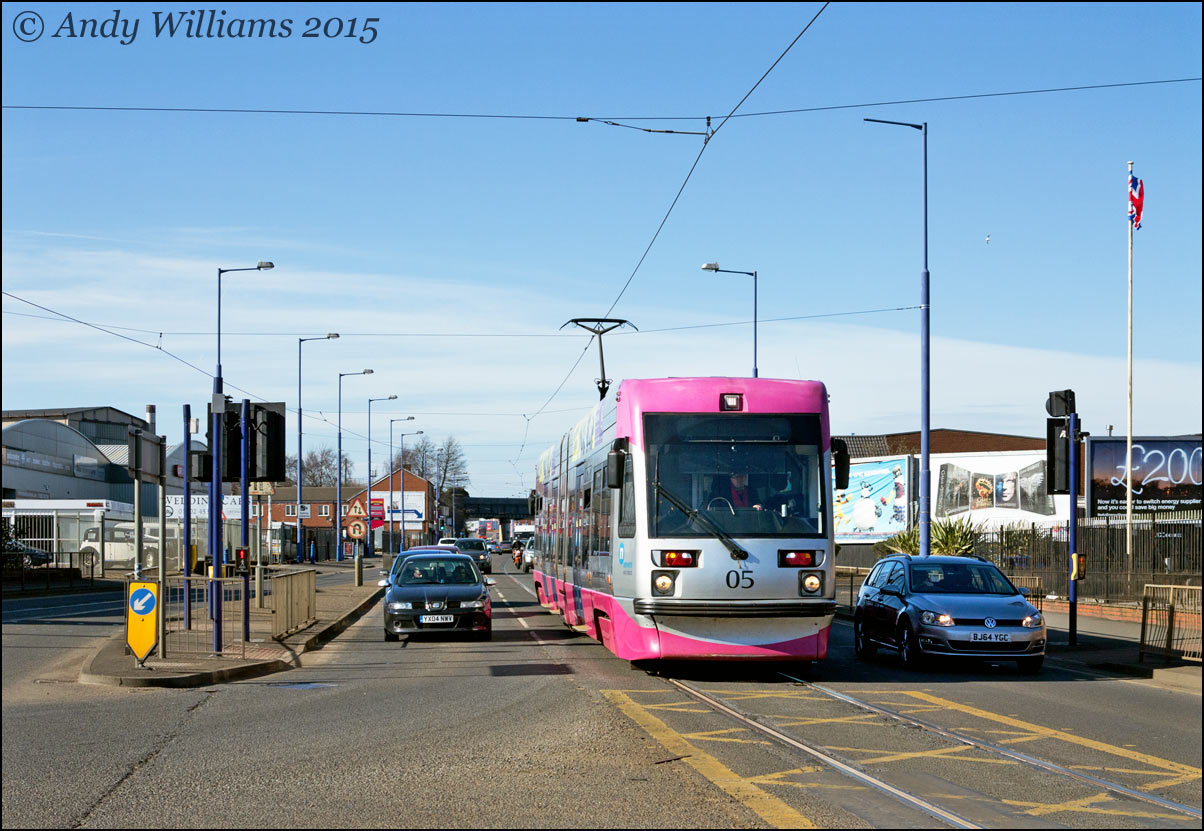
[[652, 479, 750, 561]]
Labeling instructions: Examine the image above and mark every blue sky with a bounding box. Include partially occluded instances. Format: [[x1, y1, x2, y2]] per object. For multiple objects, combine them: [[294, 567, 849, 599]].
[[3, 2, 1201, 497]]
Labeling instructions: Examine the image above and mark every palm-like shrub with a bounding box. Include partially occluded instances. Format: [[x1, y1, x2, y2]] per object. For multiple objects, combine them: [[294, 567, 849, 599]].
[[875, 516, 981, 557]]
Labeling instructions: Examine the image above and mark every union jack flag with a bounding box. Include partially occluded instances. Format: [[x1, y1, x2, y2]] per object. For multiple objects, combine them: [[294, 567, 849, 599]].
[[1128, 170, 1144, 230]]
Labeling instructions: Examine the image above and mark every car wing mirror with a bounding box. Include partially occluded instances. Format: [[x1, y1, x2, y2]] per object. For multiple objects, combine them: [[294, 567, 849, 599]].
[[484, 577, 497, 587], [376, 578, 390, 588], [1018, 586, 1030, 596]]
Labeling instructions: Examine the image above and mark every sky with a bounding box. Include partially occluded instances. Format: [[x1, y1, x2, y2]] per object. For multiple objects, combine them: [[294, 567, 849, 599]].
[[2, 2, 1201, 498]]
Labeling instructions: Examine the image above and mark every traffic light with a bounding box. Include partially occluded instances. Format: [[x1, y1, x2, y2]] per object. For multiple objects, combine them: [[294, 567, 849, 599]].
[[236, 546, 249, 573], [204, 399, 242, 481], [1070, 552, 1086, 581], [249, 402, 286, 482], [1045, 389, 1076, 418], [1046, 417, 1070, 495]]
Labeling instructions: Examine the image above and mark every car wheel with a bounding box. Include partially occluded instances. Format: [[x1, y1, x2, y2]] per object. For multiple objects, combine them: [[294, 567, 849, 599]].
[[80, 549, 97, 569], [853, 615, 875, 659], [384, 630, 399, 642], [1017, 656, 1043, 675], [898, 622, 925, 669]]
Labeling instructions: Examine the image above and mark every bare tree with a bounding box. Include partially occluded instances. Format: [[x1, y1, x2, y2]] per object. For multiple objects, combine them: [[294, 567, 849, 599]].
[[392, 433, 438, 482], [284, 446, 340, 486]]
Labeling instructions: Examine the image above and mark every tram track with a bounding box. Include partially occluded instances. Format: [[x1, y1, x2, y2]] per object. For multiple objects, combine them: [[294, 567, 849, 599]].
[[659, 674, 1201, 828]]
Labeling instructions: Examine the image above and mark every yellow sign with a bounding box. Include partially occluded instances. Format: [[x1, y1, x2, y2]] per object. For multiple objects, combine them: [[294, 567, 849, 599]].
[[126, 581, 158, 662], [349, 499, 366, 517]]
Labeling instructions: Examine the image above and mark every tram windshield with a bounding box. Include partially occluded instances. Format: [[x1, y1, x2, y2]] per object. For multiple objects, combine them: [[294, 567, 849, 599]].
[[645, 414, 826, 538]]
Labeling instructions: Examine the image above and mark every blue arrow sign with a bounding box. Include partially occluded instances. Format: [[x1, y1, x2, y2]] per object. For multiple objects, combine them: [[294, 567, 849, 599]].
[[129, 587, 156, 616]]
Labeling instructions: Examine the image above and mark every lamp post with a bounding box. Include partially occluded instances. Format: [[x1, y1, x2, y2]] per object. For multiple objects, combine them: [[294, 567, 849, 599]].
[[388, 418, 416, 555], [392, 426, 423, 553], [701, 262, 758, 378], [360, 394, 397, 583], [210, 261, 271, 654], [865, 117, 930, 557], [337, 369, 373, 561], [297, 333, 339, 564]]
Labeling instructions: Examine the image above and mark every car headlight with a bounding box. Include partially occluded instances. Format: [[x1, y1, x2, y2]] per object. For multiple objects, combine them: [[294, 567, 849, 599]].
[[1022, 612, 1043, 628], [460, 599, 486, 610], [388, 601, 413, 611], [920, 610, 955, 627]]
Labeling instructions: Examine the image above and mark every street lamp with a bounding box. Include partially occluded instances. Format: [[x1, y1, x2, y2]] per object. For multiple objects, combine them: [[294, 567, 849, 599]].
[[391, 423, 422, 553], [363, 394, 396, 567], [337, 369, 373, 561], [297, 333, 339, 564], [208, 261, 271, 654], [701, 262, 758, 378], [865, 117, 930, 557]]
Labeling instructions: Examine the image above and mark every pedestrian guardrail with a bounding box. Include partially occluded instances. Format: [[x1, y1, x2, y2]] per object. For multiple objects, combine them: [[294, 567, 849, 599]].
[[162, 575, 260, 659], [1009, 576, 1044, 611], [271, 568, 316, 639], [835, 566, 873, 610], [1140, 585, 1202, 663]]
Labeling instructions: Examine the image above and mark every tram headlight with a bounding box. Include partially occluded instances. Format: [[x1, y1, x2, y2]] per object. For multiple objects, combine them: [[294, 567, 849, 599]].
[[800, 573, 822, 595], [652, 571, 676, 596]]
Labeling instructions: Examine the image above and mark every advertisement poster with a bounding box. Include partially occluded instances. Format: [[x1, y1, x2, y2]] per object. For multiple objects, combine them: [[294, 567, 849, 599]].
[[370, 490, 427, 529], [834, 457, 910, 542], [1086, 436, 1203, 516], [932, 451, 1065, 527]]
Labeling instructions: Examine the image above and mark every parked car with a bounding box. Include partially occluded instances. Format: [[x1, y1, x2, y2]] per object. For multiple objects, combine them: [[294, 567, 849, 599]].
[[381, 553, 494, 641], [452, 537, 491, 573], [853, 554, 1046, 674], [3, 542, 52, 570]]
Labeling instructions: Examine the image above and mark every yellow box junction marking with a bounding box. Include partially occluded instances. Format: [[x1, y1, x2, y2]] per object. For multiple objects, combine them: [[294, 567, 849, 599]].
[[603, 690, 817, 829], [680, 729, 771, 746], [823, 745, 1015, 766], [901, 690, 1201, 791]]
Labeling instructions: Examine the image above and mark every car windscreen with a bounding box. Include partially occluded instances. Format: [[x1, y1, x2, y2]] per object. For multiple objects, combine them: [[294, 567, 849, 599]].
[[398, 558, 480, 585], [909, 562, 1016, 595]]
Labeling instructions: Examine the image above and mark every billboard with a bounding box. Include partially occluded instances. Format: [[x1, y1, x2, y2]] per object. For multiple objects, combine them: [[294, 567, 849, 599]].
[[370, 490, 427, 529], [834, 457, 911, 542], [1086, 436, 1202, 517], [931, 451, 1068, 528]]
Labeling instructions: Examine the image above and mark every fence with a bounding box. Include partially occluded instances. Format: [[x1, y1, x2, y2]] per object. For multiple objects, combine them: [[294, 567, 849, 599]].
[[1139, 585, 1202, 663], [161, 575, 264, 658], [271, 569, 317, 638], [838, 516, 1200, 604]]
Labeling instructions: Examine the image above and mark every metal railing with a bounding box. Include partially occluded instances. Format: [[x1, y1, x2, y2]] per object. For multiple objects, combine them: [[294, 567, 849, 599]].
[[162, 576, 255, 658], [1140, 585, 1202, 663], [271, 569, 316, 638], [834, 566, 872, 610]]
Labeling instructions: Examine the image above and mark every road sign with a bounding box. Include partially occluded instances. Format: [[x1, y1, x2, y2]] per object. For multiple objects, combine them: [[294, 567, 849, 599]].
[[349, 500, 366, 517], [126, 582, 158, 662], [348, 519, 366, 540], [370, 499, 385, 520]]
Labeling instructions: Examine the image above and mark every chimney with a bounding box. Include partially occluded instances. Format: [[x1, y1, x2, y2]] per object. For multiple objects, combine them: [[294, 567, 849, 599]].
[[145, 404, 156, 433]]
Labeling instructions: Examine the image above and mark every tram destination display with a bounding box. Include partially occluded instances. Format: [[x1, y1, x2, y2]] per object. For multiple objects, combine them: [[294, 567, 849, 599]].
[[1086, 436, 1203, 517]]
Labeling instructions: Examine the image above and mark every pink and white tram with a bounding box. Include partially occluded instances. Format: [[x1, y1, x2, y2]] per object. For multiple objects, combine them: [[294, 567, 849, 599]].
[[530, 377, 850, 662]]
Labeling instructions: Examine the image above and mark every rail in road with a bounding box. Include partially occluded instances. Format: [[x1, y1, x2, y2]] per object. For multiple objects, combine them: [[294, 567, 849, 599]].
[[491, 553, 1202, 829]]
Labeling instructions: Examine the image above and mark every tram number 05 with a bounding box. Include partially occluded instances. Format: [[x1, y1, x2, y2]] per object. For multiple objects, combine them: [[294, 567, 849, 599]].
[[726, 570, 755, 589]]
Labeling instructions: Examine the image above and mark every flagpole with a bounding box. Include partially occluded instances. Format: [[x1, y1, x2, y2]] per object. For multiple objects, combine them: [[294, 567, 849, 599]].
[[1126, 161, 1134, 580]]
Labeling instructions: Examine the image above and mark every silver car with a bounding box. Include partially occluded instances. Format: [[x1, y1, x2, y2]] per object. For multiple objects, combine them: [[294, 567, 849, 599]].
[[853, 555, 1046, 674]]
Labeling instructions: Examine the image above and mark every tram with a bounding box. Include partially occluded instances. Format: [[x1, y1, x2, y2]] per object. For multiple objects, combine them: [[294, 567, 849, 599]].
[[530, 377, 849, 661]]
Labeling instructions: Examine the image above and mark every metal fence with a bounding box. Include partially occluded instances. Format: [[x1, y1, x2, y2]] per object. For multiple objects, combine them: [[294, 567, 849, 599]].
[[838, 516, 1200, 604], [1139, 585, 1202, 663], [161, 575, 263, 658], [271, 569, 317, 638]]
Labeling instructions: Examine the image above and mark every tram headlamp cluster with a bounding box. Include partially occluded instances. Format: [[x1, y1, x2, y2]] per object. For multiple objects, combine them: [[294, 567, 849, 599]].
[[652, 571, 676, 596], [800, 573, 822, 595]]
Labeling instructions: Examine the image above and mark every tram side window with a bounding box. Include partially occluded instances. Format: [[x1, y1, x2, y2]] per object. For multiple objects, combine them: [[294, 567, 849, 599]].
[[618, 455, 636, 538]]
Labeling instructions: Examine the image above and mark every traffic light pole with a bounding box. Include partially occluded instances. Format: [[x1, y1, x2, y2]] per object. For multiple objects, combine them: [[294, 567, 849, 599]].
[[1068, 411, 1078, 647], [241, 399, 251, 642]]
